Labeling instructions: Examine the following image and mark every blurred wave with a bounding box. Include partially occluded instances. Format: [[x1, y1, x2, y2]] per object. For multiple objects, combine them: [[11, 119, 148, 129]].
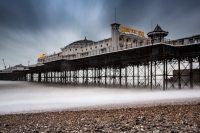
[[0, 81, 200, 114]]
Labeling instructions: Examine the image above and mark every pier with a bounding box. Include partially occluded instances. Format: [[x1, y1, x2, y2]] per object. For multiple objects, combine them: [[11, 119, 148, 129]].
[[1, 23, 200, 90]]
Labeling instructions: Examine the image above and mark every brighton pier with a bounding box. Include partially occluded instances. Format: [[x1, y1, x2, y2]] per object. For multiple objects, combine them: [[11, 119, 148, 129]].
[[1, 22, 200, 91]]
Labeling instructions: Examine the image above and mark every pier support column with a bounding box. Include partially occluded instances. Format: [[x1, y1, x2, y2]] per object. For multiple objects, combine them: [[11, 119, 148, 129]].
[[133, 65, 134, 87], [60, 72, 62, 84], [189, 58, 193, 89], [98, 68, 100, 87], [51, 71, 52, 83], [163, 59, 166, 91], [44, 72, 46, 83], [92, 68, 94, 84], [66, 71, 68, 84], [113, 67, 116, 87], [155, 61, 156, 89], [147, 62, 149, 86], [178, 58, 181, 89], [144, 64, 146, 87], [94, 68, 96, 85], [46, 72, 48, 83], [166, 59, 168, 89], [137, 64, 139, 87], [70, 70, 72, 84], [119, 65, 122, 87], [54, 72, 55, 83], [77, 70, 79, 84], [105, 67, 107, 86], [83, 69, 85, 85], [38, 72, 41, 82], [125, 66, 127, 87], [86, 68, 88, 85], [150, 61, 153, 90], [31, 73, 33, 82], [65, 71, 66, 84], [199, 57, 200, 87]]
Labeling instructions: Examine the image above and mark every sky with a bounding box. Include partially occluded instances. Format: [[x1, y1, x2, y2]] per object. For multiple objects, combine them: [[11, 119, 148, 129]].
[[0, 0, 200, 68]]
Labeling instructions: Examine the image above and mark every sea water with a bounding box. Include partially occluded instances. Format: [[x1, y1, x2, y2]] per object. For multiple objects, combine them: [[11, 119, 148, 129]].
[[0, 81, 200, 114]]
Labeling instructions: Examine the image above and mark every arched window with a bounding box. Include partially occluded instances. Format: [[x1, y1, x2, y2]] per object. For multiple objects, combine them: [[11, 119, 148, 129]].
[[126, 38, 131, 45], [133, 39, 137, 44], [119, 36, 124, 47]]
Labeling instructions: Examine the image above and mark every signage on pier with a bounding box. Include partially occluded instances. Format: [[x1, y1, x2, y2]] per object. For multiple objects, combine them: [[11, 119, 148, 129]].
[[37, 53, 46, 59], [120, 26, 144, 37]]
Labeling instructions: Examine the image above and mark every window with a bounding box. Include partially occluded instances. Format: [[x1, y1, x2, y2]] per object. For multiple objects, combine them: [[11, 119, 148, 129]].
[[70, 49, 71, 51], [106, 43, 108, 46], [90, 47, 92, 50], [86, 48, 87, 51], [95, 46, 97, 48], [75, 49, 77, 51], [101, 45, 102, 47]]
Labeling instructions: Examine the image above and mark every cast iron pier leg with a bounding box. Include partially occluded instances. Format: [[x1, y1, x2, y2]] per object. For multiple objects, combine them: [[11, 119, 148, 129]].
[[86, 68, 88, 85], [38, 72, 41, 82], [150, 61, 152, 90], [147, 62, 149, 86], [44, 72, 46, 83], [125, 66, 127, 87], [137, 64, 139, 87], [155, 61, 156, 89], [190, 58, 193, 89], [199, 57, 200, 87], [133, 65, 135, 87], [144, 64, 146, 87], [99, 68, 100, 87], [178, 58, 181, 89], [120, 65, 122, 87], [166, 59, 168, 89], [31, 73, 33, 82], [65, 71, 66, 84], [105, 67, 107, 86], [163, 59, 166, 91]]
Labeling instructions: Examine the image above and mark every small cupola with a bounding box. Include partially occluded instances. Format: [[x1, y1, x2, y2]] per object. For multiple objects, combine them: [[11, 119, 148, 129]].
[[147, 24, 168, 43]]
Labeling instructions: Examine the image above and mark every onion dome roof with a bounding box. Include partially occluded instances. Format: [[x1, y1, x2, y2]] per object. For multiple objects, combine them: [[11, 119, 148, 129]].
[[66, 37, 93, 47]]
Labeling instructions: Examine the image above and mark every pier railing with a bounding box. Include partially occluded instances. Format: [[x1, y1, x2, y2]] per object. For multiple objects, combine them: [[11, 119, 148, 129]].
[[40, 38, 200, 63]]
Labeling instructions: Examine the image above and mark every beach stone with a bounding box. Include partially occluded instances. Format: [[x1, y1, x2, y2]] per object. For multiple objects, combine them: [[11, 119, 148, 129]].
[[0, 102, 199, 133], [170, 129, 180, 133]]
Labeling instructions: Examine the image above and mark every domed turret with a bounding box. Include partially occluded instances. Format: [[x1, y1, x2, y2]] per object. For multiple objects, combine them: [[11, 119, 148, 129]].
[[147, 24, 168, 44], [65, 37, 93, 48]]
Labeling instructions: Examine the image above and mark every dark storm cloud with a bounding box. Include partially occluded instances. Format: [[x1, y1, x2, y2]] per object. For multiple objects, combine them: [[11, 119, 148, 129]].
[[0, 0, 200, 68]]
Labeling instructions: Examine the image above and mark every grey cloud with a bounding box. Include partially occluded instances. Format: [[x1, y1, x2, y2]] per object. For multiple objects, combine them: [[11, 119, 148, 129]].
[[0, 0, 200, 68]]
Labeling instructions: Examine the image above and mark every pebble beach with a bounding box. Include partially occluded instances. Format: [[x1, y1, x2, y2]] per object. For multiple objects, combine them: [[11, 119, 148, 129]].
[[0, 98, 200, 133]]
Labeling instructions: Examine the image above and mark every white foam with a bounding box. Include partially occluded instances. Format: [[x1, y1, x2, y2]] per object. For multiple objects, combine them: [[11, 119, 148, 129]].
[[0, 81, 200, 115]]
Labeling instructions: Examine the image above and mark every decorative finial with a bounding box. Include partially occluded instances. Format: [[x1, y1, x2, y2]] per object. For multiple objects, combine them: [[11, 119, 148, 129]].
[[84, 36, 87, 40]]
